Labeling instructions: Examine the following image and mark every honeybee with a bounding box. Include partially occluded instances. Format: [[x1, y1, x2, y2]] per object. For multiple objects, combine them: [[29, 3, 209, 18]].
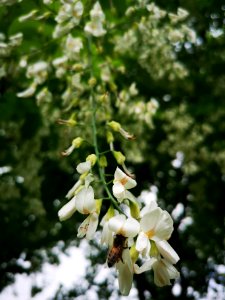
[[107, 234, 127, 268]]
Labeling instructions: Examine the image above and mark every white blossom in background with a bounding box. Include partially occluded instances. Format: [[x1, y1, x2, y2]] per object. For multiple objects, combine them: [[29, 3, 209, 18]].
[[84, 2, 106, 37], [26, 61, 48, 84], [65, 35, 83, 59]]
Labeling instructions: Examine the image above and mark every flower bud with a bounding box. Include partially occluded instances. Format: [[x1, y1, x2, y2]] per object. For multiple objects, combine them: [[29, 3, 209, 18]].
[[88, 77, 97, 87], [106, 131, 114, 143], [108, 121, 121, 132], [130, 200, 140, 219], [99, 155, 107, 168], [86, 154, 97, 166], [113, 151, 126, 165], [72, 137, 83, 148]]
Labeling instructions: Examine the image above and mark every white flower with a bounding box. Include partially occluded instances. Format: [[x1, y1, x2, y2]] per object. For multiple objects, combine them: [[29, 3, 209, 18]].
[[66, 35, 83, 55], [75, 186, 95, 214], [71, 1, 84, 22], [152, 258, 180, 287], [53, 22, 74, 39], [90, 2, 105, 22], [84, 20, 106, 37], [112, 167, 137, 201], [52, 56, 68, 67], [58, 196, 76, 221], [108, 214, 140, 238], [84, 1, 106, 37], [177, 8, 189, 20], [17, 83, 36, 98], [26, 61, 48, 84], [77, 211, 98, 240], [136, 207, 174, 256]]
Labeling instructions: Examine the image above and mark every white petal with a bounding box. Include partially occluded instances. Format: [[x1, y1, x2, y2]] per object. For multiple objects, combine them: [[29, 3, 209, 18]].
[[101, 221, 113, 246], [66, 179, 82, 199], [155, 240, 180, 264], [136, 232, 149, 252], [76, 186, 95, 214], [152, 260, 171, 287], [76, 161, 91, 174], [58, 197, 76, 221], [134, 258, 155, 274], [122, 248, 133, 273], [116, 260, 133, 296], [108, 214, 126, 233], [123, 217, 140, 238], [114, 167, 136, 189], [77, 216, 90, 238], [163, 259, 180, 279], [82, 186, 95, 213], [153, 210, 173, 241], [113, 182, 125, 200], [140, 208, 162, 233], [140, 200, 158, 217], [86, 212, 98, 240], [17, 85, 36, 98]]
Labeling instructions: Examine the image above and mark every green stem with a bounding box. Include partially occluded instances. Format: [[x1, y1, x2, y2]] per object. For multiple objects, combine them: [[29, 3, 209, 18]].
[[87, 35, 124, 215]]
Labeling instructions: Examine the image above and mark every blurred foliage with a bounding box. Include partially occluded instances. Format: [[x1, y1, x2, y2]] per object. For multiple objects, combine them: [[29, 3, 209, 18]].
[[0, 0, 225, 299]]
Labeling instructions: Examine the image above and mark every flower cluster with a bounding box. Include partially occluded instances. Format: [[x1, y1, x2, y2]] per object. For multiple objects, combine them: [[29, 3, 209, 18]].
[[59, 162, 180, 295]]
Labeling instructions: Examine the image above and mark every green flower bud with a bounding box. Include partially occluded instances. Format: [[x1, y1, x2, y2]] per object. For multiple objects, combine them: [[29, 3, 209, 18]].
[[99, 155, 108, 168], [108, 121, 121, 132], [88, 77, 97, 87], [106, 131, 114, 143], [113, 151, 125, 165], [86, 154, 97, 166], [130, 200, 140, 219], [72, 137, 83, 148]]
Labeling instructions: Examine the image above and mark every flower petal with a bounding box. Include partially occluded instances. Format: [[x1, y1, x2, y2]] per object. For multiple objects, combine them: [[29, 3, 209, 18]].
[[58, 197, 76, 221], [153, 210, 173, 241], [140, 207, 162, 233], [108, 214, 126, 233], [76, 161, 91, 174], [112, 182, 125, 200], [66, 179, 82, 199], [136, 231, 149, 252], [155, 240, 180, 264], [134, 258, 156, 274], [123, 217, 140, 238], [116, 260, 133, 296], [77, 216, 90, 238], [76, 186, 95, 214], [86, 212, 98, 240], [152, 259, 171, 287], [140, 200, 158, 217]]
